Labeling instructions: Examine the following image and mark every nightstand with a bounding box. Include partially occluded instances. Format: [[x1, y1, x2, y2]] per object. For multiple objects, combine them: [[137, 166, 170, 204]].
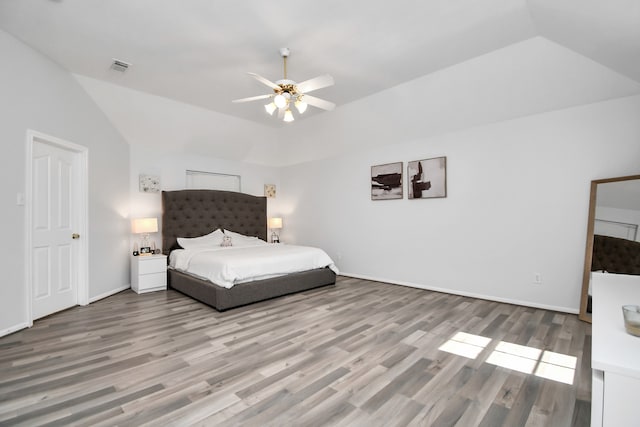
[[131, 254, 167, 294]]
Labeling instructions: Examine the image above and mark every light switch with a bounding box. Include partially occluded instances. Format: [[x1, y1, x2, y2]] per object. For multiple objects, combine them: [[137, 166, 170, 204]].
[[16, 193, 25, 206]]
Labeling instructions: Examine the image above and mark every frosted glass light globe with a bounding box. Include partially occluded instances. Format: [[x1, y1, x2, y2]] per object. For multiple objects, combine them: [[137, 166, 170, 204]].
[[274, 94, 287, 109]]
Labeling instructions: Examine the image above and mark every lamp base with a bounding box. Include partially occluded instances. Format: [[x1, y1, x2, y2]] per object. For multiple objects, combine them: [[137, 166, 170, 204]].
[[139, 247, 152, 256], [139, 233, 153, 255], [271, 232, 280, 243]]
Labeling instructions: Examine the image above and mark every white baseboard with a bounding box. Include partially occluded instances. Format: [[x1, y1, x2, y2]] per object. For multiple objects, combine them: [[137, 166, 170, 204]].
[[0, 321, 30, 338], [1, 286, 130, 337], [89, 284, 130, 304], [338, 272, 579, 314]]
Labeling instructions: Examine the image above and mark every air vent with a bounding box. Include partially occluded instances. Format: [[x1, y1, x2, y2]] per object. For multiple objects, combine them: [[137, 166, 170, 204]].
[[110, 59, 131, 73]]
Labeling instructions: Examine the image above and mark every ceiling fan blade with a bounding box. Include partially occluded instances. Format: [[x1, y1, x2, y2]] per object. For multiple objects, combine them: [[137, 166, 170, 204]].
[[248, 72, 281, 90], [296, 74, 334, 94], [232, 94, 272, 103], [302, 94, 336, 111]]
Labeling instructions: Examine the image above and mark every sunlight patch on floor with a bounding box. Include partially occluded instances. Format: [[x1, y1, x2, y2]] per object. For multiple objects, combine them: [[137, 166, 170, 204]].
[[486, 341, 541, 374], [534, 350, 577, 385], [438, 331, 491, 360], [440, 333, 577, 385]]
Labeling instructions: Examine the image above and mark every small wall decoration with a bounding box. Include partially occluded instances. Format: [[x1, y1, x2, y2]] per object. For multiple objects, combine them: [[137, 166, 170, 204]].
[[371, 162, 403, 200], [264, 184, 276, 198], [139, 174, 160, 193], [408, 156, 447, 199]]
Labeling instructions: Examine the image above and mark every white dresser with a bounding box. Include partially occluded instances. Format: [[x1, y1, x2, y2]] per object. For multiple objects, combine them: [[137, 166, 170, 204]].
[[131, 254, 167, 294], [591, 272, 640, 427]]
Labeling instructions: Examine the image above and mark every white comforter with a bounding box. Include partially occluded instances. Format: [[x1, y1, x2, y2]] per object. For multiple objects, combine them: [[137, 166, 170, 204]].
[[169, 244, 338, 289]]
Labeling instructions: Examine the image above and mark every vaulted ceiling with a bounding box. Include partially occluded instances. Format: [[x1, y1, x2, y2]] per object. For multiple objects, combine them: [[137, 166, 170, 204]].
[[1, 0, 639, 163]]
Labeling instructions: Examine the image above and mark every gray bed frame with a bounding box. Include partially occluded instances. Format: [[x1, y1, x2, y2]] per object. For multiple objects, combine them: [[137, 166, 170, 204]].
[[161, 189, 336, 311]]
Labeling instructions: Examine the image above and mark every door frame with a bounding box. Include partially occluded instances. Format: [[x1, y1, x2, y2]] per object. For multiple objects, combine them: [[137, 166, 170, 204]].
[[25, 130, 89, 326]]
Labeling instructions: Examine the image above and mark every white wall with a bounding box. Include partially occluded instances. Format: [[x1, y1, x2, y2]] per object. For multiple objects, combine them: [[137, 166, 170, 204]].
[[129, 145, 283, 250], [280, 95, 640, 313], [0, 29, 130, 335]]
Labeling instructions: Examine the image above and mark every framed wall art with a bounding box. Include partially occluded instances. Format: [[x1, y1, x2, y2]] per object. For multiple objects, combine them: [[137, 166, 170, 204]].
[[408, 156, 447, 199], [139, 174, 160, 193], [264, 184, 276, 198], [371, 162, 403, 200]]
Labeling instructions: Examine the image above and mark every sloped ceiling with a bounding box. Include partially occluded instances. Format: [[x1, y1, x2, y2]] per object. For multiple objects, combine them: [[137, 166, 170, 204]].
[[0, 0, 638, 165], [278, 37, 640, 166], [73, 75, 282, 165], [528, 0, 640, 83]]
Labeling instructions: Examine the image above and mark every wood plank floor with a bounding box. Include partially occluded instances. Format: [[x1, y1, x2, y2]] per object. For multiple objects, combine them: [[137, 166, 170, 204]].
[[0, 276, 591, 426]]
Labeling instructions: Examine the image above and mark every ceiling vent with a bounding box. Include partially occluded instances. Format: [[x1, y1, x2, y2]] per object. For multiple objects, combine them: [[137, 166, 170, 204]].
[[110, 59, 131, 73]]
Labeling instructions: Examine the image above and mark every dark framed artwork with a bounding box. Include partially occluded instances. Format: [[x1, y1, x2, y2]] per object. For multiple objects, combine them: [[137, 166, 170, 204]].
[[408, 156, 447, 199], [371, 162, 403, 200]]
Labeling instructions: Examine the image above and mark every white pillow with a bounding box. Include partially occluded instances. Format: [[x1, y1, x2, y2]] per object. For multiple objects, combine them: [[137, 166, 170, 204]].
[[177, 229, 224, 249], [223, 229, 268, 247]]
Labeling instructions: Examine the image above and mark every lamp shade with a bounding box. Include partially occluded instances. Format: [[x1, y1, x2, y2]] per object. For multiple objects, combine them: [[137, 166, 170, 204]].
[[264, 102, 277, 115], [295, 99, 307, 114], [283, 109, 294, 122], [132, 217, 158, 234], [268, 217, 282, 229]]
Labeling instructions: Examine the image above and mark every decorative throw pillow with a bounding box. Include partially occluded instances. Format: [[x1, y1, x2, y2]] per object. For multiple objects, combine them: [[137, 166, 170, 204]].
[[223, 229, 268, 247], [220, 235, 233, 247], [177, 228, 224, 249]]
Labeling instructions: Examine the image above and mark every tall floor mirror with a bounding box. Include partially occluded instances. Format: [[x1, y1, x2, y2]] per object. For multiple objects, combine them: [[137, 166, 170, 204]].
[[579, 174, 640, 322]]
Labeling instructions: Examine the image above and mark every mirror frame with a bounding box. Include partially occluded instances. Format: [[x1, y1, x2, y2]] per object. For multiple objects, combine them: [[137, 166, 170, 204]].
[[579, 174, 640, 322]]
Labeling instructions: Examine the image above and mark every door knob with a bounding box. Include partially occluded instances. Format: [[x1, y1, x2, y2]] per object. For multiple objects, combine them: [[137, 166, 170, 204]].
[[72, 233, 80, 239]]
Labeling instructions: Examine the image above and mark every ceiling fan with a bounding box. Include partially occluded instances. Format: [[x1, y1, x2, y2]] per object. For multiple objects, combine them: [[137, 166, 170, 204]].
[[232, 48, 335, 122]]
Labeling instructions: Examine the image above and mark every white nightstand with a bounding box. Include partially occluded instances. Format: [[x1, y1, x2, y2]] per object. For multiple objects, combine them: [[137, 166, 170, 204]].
[[131, 254, 167, 294]]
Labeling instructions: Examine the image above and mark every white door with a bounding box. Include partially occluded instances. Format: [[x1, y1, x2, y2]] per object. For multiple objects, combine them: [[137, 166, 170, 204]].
[[31, 140, 80, 319]]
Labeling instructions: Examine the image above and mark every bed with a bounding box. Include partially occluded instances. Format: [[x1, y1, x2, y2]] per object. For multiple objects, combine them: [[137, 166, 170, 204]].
[[161, 189, 337, 311]]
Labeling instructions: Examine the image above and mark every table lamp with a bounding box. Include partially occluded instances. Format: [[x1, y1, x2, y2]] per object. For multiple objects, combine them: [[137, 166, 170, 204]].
[[132, 217, 158, 255], [268, 217, 282, 243]]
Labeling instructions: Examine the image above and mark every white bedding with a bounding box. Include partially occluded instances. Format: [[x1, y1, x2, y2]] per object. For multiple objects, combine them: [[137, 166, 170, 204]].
[[169, 243, 338, 289]]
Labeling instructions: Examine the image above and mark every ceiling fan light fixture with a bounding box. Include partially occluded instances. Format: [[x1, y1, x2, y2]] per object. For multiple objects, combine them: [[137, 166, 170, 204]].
[[295, 98, 307, 114], [264, 102, 277, 115], [232, 48, 335, 123], [274, 93, 287, 109]]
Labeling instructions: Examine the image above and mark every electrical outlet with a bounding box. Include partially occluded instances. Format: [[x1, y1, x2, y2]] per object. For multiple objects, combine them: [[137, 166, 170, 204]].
[[534, 273, 542, 284]]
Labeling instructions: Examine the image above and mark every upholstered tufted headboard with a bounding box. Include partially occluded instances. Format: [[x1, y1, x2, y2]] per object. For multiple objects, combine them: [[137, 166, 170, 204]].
[[162, 189, 267, 255], [591, 234, 640, 275]]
